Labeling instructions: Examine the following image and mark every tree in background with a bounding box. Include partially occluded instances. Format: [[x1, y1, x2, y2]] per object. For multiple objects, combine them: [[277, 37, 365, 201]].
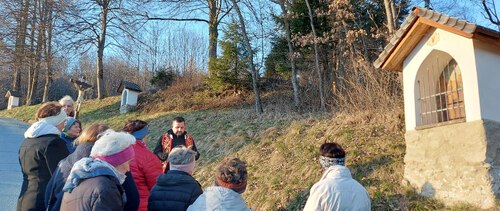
[[207, 20, 252, 94], [304, 0, 326, 112], [271, 0, 301, 109], [140, 0, 232, 77], [264, 0, 406, 112], [481, 0, 500, 30], [230, 0, 263, 114], [150, 67, 176, 90], [55, 0, 141, 99]]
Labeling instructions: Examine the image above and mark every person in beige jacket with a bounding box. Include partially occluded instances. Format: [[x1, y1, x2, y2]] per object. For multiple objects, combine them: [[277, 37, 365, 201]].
[[304, 142, 371, 211]]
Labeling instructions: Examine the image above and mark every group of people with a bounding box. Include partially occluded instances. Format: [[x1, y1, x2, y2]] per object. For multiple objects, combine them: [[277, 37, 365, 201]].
[[16, 96, 372, 211]]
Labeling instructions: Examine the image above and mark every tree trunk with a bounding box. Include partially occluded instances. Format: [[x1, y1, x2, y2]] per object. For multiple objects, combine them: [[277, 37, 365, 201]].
[[383, 0, 395, 34], [207, 0, 219, 77], [278, 0, 300, 109], [231, 0, 263, 114], [13, 0, 30, 93], [42, 0, 53, 103], [96, 1, 109, 99], [26, 0, 39, 106], [390, 0, 397, 28], [304, 0, 326, 112], [30, 0, 46, 105]]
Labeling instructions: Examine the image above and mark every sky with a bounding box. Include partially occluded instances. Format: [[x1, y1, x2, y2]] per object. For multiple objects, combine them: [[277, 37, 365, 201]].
[[413, 0, 500, 30], [99, 0, 499, 75]]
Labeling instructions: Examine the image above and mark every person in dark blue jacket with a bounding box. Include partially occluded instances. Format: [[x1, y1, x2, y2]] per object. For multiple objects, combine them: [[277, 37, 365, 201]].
[[60, 117, 81, 153], [148, 145, 203, 211], [45, 123, 140, 211]]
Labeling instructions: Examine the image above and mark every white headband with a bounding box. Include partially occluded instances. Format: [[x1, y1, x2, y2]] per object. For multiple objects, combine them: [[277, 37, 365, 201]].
[[40, 108, 67, 126]]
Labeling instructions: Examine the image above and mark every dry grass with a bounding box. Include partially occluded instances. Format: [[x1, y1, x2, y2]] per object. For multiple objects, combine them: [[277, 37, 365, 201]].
[[2, 94, 497, 211]]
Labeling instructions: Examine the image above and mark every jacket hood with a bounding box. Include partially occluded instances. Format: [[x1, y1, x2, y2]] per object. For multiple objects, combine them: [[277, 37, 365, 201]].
[[24, 121, 61, 138], [63, 157, 126, 193], [189, 186, 251, 211], [321, 165, 352, 180]]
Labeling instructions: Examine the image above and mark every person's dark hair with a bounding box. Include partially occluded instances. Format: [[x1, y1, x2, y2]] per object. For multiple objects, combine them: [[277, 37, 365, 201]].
[[122, 120, 148, 133], [320, 142, 346, 158], [36, 102, 63, 120], [173, 116, 185, 123], [216, 158, 247, 184]]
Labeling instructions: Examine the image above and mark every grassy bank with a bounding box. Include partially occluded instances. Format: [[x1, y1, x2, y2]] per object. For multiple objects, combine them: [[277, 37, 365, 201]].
[[0, 97, 490, 210]]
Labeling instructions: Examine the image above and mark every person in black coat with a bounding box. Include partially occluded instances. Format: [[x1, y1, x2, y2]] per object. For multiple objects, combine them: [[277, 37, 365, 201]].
[[18, 102, 69, 211], [148, 146, 203, 211], [45, 123, 140, 211]]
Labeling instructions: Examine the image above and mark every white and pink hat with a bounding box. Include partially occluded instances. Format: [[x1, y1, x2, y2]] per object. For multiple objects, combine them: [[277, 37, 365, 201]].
[[91, 129, 136, 167]]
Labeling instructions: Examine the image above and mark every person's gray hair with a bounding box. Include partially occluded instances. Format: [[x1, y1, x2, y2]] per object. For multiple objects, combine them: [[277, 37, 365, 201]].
[[59, 95, 74, 105], [168, 145, 196, 165]]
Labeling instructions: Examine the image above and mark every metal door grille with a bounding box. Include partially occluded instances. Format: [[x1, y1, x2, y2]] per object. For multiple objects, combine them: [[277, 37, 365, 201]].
[[417, 59, 465, 126]]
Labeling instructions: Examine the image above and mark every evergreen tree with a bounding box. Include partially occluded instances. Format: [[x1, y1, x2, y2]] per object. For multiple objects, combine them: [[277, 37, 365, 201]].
[[207, 19, 252, 94]]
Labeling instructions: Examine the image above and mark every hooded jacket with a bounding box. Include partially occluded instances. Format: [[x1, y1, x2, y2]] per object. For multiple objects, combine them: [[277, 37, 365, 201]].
[[45, 142, 140, 211], [130, 139, 163, 211], [187, 186, 251, 211], [60, 158, 126, 211], [148, 170, 203, 211], [303, 165, 371, 211], [17, 121, 69, 211]]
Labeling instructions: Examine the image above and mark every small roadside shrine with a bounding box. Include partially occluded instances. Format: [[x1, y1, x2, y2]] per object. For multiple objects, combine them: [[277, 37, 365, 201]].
[[5, 90, 21, 110], [117, 80, 142, 114], [374, 7, 500, 208]]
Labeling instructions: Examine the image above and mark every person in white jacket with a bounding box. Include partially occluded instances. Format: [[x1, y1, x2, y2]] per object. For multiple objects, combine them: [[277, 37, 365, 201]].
[[188, 158, 251, 211], [303, 142, 371, 211]]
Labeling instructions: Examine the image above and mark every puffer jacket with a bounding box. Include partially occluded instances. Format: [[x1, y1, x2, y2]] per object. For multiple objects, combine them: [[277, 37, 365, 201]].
[[60, 158, 126, 211], [303, 165, 371, 211], [18, 121, 69, 211], [45, 142, 140, 211], [187, 186, 251, 211], [45, 142, 94, 211], [130, 140, 162, 211], [148, 170, 203, 211]]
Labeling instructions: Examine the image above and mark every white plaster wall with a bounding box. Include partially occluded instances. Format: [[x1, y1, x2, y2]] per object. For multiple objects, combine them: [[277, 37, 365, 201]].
[[125, 90, 139, 106], [7, 96, 19, 110], [473, 40, 500, 122], [121, 90, 128, 107], [402, 28, 481, 131]]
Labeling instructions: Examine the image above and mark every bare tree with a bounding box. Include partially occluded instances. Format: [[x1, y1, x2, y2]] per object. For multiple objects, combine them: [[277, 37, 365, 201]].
[[13, 1, 31, 93], [230, 0, 263, 114], [482, 0, 500, 30], [304, 0, 326, 112], [140, 0, 232, 76], [272, 0, 300, 109], [42, 0, 54, 102], [384, 0, 396, 33], [55, 0, 142, 99], [25, 0, 39, 105], [95, 0, 109, 99]]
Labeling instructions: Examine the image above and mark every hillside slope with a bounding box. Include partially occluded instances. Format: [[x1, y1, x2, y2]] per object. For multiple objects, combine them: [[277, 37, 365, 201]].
[[0, 97, 488, 210]]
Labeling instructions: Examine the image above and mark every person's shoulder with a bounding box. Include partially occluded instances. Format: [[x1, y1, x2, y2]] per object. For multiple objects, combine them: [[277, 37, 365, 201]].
[[85, 176, 120, 191]]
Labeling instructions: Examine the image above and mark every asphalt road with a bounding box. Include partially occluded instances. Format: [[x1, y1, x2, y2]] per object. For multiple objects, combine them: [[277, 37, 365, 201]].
[[0, 118, 28, 211]]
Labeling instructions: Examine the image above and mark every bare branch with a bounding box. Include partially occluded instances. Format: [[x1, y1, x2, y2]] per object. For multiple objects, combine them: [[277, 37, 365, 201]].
[[482, 0, 500, 27]]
